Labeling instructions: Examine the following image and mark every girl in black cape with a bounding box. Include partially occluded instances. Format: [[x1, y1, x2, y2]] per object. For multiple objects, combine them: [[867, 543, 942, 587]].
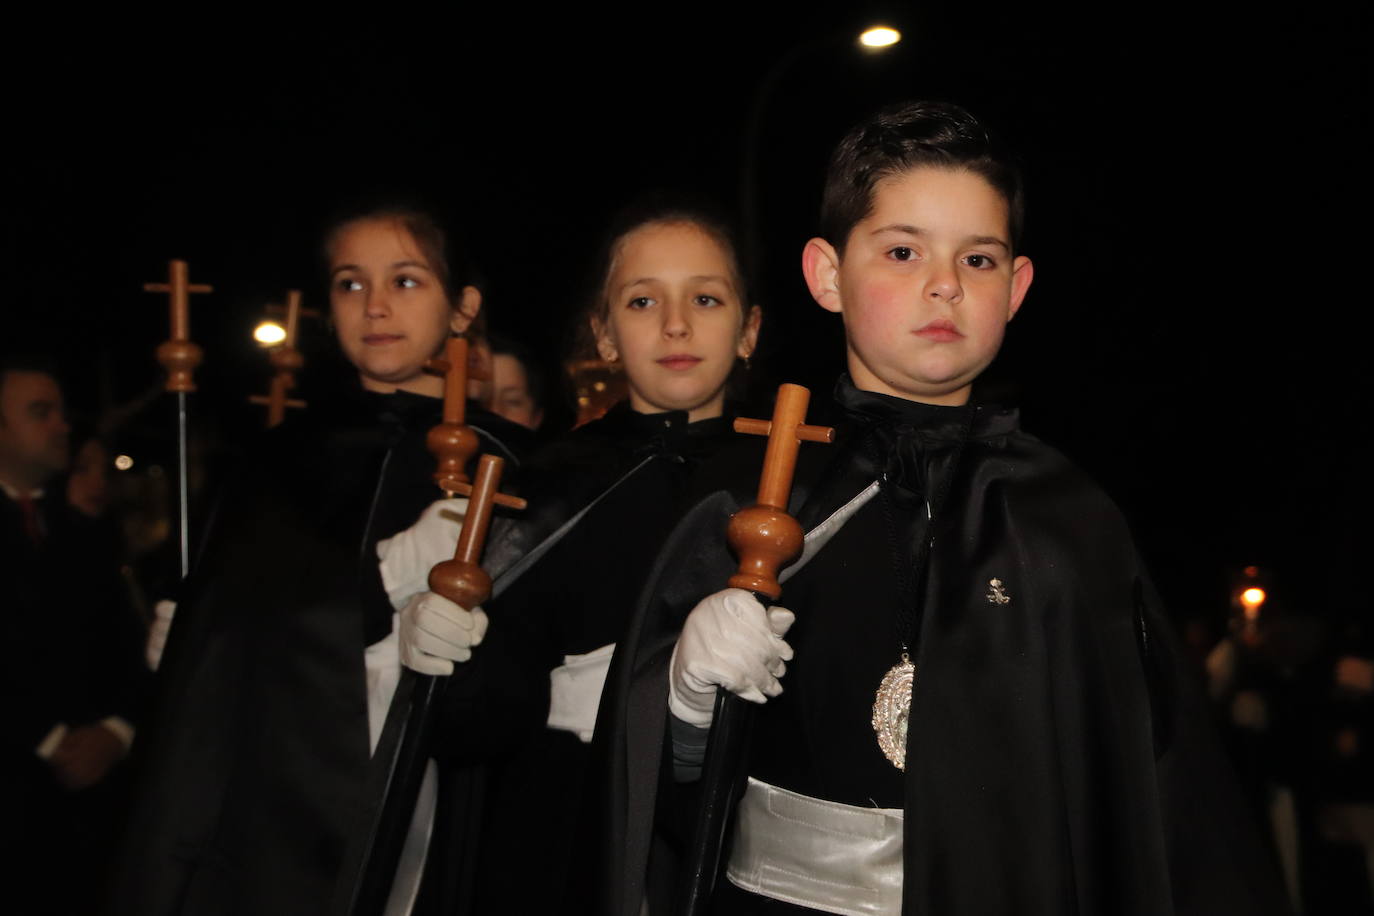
[[381, 198, 762, 913], [110, 204, 536, 916]]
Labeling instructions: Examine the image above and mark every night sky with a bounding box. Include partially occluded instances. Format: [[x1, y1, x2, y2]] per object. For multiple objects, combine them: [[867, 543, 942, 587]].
[[4, 8, 1366, 623]]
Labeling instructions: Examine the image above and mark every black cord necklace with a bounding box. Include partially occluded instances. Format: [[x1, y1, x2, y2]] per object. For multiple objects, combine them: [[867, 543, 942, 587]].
[[870, 403, 977, 771]]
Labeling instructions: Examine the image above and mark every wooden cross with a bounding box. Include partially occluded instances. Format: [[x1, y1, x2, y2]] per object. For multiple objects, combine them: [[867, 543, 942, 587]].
[[427, 454, 527, 610], [727, 383, 834, 599], [677, 383, 835, 916], [249, 290, 308, 427], [424, 337, 520, 507], [145, 259, 212, 392]]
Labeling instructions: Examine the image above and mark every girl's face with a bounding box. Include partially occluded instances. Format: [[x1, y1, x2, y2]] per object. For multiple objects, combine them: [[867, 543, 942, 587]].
[[594, 221, 760, 422], [328, 217, 479, 396]]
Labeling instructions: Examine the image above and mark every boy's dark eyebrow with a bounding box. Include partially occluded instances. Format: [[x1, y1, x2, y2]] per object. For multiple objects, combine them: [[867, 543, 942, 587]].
[[871, 224, 1010, 252]]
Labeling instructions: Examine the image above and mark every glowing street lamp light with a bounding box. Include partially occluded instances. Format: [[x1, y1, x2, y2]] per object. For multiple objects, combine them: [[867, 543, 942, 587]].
[[1240, 587, 1267, 621], [859, 26, 902, 49], [254, 320, 287, 346]]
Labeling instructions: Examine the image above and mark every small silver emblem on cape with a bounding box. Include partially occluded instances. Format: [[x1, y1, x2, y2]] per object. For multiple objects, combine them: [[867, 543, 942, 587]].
[[986, 578, 1011, 605], [872, 653, 915, 770]]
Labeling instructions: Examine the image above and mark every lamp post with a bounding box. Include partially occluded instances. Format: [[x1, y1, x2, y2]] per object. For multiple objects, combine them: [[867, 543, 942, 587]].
[[738, 24, 902, 280]]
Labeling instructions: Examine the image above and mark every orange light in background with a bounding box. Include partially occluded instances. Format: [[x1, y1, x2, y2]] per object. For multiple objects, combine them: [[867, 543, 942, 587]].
[[1240, 587, 1267, 620]]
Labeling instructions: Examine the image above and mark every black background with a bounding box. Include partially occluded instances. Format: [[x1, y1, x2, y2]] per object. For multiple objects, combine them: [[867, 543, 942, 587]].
[[3, 6, 1367, 624]]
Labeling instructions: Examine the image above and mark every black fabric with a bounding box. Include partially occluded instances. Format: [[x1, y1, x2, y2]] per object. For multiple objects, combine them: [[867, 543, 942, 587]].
[[108, 389, 534, 916], [472, 402, 745, 914], [586, 376, 1286, 916], [1, 490, 149, 915]]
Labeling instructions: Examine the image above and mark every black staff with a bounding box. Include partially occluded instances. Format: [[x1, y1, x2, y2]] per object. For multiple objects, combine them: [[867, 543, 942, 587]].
[[677, 383, 832, 916], [333, 338, 524, 916]]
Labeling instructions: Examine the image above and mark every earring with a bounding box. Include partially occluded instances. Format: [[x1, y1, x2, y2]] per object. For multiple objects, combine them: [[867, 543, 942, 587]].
[[743, 352, 752, 371]]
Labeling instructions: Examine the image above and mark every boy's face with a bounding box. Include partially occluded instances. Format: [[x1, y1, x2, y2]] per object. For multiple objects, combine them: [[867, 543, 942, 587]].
[[803, 166, 1033, 405]]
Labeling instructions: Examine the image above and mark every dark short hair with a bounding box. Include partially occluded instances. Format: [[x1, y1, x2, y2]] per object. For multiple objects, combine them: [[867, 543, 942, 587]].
[[0, 353, 60, 387], [819, 100, 1025, 254], [0, 353, 61, 425], [488, 333, 546, 411]]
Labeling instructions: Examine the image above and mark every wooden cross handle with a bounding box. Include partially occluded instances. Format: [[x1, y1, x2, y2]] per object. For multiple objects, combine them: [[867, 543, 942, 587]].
[[732, 384, 835, 509], [144, 259, 213, 341], [283, 290, 303, 347], [249, 374, 307, 428], [726, 383, 835, 599], [425, 337, 469, 426], [146, 259, 212, 393], [427, 454, 527, 610], [425, 337, 482, 495]]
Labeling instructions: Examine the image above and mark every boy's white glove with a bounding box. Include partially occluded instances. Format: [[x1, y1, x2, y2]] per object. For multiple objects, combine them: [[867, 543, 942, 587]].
[[399, 591, 488, 676], [145, 599, 177, 671], [377, 498, 468, 609], [669, 588, 795, 729]]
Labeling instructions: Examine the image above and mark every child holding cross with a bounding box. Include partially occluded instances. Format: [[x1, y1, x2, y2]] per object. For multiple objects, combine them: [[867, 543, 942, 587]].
[[589, 101, 1285, 916]]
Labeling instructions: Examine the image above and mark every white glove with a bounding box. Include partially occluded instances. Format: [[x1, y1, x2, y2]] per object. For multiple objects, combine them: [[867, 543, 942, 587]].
[[399, 591, 489, 676], [146, 599, 177, 671], [669, 588, 795, 729], [377, 498, 468, 609]]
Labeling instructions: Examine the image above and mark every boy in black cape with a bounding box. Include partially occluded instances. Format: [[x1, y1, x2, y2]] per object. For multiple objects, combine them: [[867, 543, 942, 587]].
[[586, 101, 1285, 915]]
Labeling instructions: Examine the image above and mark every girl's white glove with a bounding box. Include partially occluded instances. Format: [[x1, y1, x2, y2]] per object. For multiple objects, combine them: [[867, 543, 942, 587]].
[[668, 588, 795, 729], [398, 591, 488, 676], [377, 498, 468, 609]]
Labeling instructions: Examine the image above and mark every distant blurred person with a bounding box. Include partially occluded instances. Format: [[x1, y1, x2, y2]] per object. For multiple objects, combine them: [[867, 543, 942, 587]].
[[65, 434, 111, 519], [0, 355, 147, 915], [488, 333, 546, 430]]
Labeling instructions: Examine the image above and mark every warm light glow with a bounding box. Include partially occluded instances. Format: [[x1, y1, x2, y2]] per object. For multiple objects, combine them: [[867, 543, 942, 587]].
[[859, 26, 902, 49], [254, 321, 287, 345], [114, 454, 134, 471], [1240, 587, 1266, 620]]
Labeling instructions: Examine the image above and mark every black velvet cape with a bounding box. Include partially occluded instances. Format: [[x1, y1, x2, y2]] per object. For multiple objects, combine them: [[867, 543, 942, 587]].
[[473, 402, 746, 912], [109, 389, 537, 916], [587, 378, 1285, 916]]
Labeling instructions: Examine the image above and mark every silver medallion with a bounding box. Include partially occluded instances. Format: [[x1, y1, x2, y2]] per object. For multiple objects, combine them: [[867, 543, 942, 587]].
[[872, 653, 915, 770]]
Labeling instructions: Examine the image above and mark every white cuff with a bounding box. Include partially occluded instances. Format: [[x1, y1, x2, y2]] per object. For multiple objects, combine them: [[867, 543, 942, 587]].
[[100, 716, 136, 753], [35, 723, 68, 760], [547, 643, 616, 743]]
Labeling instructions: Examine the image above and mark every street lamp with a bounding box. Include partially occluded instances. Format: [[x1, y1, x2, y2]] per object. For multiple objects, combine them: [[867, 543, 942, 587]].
[[1239, 587, 1267, 621], [859, 26, 902, 49], [254, 320, 287, 346], [740, 23, 904, 279]]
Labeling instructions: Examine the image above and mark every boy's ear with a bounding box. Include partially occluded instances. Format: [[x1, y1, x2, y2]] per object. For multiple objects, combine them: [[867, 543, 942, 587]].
[[737, 304, 762, 359], [450, 285, 483, 335], [1006, 256, 1034, 321], [802, 238, 843, 314]]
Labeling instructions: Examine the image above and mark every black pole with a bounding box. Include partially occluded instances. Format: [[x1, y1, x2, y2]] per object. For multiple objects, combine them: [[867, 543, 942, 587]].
[[175, 390, 190, 579], [676, 589, 773, 916], [332, 670, 444, 916]]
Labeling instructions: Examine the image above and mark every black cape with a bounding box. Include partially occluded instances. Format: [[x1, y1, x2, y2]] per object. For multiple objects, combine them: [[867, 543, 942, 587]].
[[109, 389, 536, 916], [473, 402, 748, 912], [588, 378, 1285, 916]]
